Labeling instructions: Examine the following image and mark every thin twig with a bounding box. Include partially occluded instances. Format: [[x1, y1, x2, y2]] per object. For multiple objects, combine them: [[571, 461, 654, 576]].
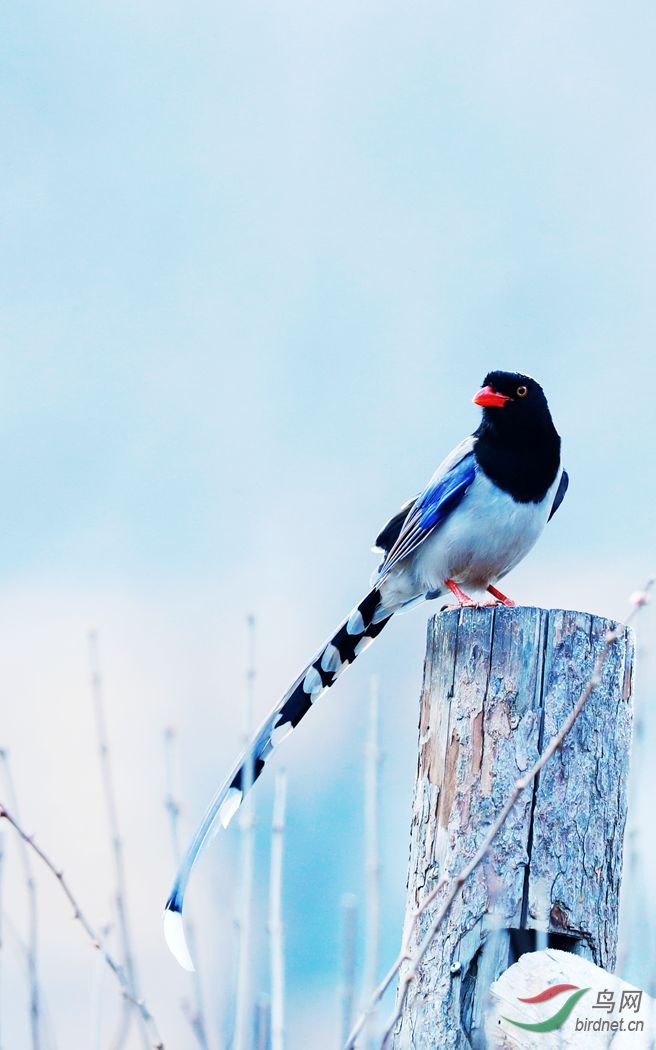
[[163, 727, 210, 1050], [0, 913, 59, 1050], [345, 580, 653, 1050], [254, 998, 270, 1050], [91, 923, 113, 1050], [181, 998, 212, 1050], [345, 874, 447, 1050], [163, 728, 182, 861], [362, 677, 382, 1050], [269, 770, 287, 1050], [88, 632, 148, 1050], [339, 895, 358, 1048], [0, 803, 164, 1049], [233, 615, 257, 1050], [0, 751, 41, 1050], [0, 830, 4, 1050]]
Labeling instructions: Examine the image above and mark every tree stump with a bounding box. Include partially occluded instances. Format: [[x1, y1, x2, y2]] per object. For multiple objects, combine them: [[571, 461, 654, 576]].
[[393, 607, 635, 1050]]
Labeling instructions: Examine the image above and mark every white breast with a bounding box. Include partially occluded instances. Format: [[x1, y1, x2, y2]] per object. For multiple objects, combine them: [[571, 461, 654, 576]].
[[380, 465, 562, 609]]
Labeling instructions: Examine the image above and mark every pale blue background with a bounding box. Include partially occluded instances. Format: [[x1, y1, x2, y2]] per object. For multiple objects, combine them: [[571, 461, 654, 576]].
[[1, 2, 654, 1047]]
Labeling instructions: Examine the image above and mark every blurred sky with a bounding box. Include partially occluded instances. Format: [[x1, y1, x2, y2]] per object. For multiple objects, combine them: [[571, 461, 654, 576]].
[[1, 2, 655, 1048]]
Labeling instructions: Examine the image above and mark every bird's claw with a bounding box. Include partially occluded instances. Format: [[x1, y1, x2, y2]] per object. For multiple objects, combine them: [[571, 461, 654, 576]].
[[440, 596, 516, 612], [442, 579, 513, 611], [486, 585, 516, 607]]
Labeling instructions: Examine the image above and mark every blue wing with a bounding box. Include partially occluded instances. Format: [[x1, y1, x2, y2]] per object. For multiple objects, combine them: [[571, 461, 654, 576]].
[[375, 437, 477, 580], [548, 469, 569, 521]]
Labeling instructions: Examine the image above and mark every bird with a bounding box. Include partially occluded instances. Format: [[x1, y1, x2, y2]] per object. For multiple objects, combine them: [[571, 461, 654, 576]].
[[164, 369, 568, 969]]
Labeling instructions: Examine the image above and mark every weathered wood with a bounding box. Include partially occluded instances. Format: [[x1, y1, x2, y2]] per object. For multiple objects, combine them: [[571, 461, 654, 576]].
[[393, 607, 635, 1050], [487, 948, 655, 1048]]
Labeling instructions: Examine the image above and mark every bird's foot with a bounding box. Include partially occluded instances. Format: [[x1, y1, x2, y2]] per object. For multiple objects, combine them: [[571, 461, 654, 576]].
[[486, 584, 516, 607], [441, 580, 516, 612], [444, 579, 477, 608]]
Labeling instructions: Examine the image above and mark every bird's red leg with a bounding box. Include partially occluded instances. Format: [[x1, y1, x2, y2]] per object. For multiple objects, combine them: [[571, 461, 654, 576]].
[[487, 584, 516, 607], [444, 579, 478, 607]]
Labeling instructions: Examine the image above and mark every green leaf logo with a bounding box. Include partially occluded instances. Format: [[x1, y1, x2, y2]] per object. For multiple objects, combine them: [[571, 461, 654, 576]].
[[502, 985, 590, 1032]]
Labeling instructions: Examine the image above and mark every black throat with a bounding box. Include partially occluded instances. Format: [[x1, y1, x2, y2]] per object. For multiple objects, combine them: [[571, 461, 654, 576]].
[[474, 414, 561, 504]]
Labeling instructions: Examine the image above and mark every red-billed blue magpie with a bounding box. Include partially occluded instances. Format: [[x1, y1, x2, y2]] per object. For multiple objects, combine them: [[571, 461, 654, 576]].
[[164, 370, 568, 969]]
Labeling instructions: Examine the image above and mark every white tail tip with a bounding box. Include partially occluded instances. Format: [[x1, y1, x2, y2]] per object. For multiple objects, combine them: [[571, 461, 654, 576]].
[[163, 908, 195, 971], [219, 786, 243, 829]]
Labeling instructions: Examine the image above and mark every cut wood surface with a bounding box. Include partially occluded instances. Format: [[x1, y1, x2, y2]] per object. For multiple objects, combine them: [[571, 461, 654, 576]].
[[393, 607, 635, 1050]]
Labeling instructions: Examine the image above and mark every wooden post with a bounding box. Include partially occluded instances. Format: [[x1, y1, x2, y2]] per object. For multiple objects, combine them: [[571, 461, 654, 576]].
[[393, 607, 635, 1050]]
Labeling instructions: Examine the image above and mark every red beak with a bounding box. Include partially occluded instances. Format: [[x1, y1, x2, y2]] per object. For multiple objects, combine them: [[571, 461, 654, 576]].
[[473, 385, 512, 408]]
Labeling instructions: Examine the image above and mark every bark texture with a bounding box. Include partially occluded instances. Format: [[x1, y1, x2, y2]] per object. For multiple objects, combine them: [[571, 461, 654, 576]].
[[394, 607, 635, 1050]]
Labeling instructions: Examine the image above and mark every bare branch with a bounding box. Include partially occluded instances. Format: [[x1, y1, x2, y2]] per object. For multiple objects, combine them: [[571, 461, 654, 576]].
[[0, 910, 59, 1050], [163, 727, 210, 1050], [88, 631, 148, 1050], [163, 727, 182, 860], [253, 998, 271, 1050], [339, 895, 358, 1049], [0, 829, 4, 1050], [0, 751, 41, 1050], [181, 997, 212, 1050], [269, 770, 287, 1050], [345, 579, 653, 1050], [233, 614, 257, 1050], [0, 804, 164, 1049], [362, 677, 382, 1049], [90, 922, 113, 1050]]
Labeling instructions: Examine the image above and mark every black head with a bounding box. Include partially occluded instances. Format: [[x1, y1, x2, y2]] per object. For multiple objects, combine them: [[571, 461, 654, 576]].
[[473, 371, 552, 432], [472, 370, 561, 502]]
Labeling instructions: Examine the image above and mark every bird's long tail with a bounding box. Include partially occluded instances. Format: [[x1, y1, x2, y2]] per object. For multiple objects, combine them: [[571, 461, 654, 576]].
[[164, 586, 393, 969]]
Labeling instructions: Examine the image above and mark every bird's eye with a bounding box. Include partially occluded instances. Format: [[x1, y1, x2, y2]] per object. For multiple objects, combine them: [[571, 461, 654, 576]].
[[516, 385, 528, 397]]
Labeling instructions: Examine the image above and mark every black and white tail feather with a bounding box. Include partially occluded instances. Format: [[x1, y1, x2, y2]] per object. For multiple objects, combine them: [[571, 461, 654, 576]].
[[163, 586, 393, 970], [164, 370, 568, 969]]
